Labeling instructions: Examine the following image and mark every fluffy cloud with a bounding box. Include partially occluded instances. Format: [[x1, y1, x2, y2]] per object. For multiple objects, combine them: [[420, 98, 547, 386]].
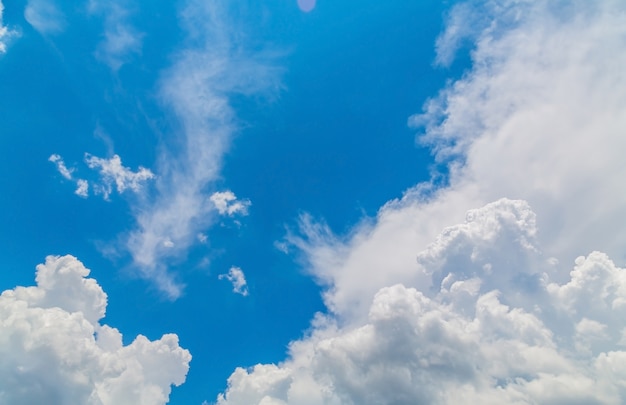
[[24, 0, 65, 35], [85, 154, 155, 200], [0, 255, 191, 404], [219, 267, 249, 296], [210, 191, 250, 217], [217, 201, 626, 405], [124, 0, 281, 298], [215, 0, 626, 403]]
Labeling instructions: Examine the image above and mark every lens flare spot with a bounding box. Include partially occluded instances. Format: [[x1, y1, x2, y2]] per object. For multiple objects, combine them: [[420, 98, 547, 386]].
[[298, 0, 316, 12]]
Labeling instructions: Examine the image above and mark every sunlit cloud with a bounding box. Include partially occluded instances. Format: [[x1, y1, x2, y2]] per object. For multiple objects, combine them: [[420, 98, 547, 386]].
[[210, 190, 250, 217], [216, 0, 626, 403], [0, 255, 191, 403]]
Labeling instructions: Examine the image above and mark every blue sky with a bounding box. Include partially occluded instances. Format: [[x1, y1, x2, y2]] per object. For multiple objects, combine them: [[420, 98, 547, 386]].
[[2, 0, 626, 404]]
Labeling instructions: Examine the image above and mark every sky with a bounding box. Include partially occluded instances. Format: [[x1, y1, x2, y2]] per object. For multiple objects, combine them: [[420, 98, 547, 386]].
[[1, 0, 626, 404]]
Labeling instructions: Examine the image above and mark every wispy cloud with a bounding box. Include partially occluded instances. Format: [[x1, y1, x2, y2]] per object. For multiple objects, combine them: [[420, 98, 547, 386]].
[[24, 0, 65, 35], [123, 0, 281, 298], [219, 266, 249, 296], [217, 1, 626, 403], [88, 0, 143, 70], [48, 154, 73, 180]]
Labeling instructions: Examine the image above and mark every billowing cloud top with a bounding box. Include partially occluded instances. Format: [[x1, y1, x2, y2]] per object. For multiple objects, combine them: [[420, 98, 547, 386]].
[[0, 255, 191, 404], [217, 200, 626, 405], [215, 0, 626, 403]]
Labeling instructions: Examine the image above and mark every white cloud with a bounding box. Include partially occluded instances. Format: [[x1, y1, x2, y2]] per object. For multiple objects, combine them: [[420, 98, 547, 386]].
[[75, 179, 89, 197], [210, 191, 251, 217], [219, 267, 249, 296], [49, 153, 153, 200], [49, 154, 73, 180], [50, 154, 91, 198], [24, 0, 65, 35], [216, 1, 626, 403], [123, 0, 281, 298], [217, 201, 626, 405], [0, 1, 17, 53], [88, 0, 143, 70], [0, 255, 191, 404], [85, 153, 155, 200]]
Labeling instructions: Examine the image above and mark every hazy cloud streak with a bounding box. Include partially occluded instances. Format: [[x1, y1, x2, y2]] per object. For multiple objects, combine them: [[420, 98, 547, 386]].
[[124, 0, 281, 298]]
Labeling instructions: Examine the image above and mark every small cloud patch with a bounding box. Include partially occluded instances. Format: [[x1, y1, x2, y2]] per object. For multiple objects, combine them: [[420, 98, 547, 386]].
[[219, 266, 249, 296]]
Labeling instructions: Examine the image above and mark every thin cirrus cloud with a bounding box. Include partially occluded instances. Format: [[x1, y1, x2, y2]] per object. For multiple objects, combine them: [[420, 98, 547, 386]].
[[88, 0, 143, 70], [216, 1, 626, 403], [123, 0, 281, 299], [24, 0, 65, 35], [0, 255, 191, 404]]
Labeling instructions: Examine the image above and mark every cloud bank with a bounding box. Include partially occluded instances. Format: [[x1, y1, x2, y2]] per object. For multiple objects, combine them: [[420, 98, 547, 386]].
[[216, 0, 626, 403], [0, 255, 191, 404], [218, 201, 626, 405]]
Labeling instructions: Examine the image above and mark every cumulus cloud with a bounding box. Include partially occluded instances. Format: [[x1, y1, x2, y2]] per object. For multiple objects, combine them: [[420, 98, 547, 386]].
[[217, 201, 626, 405], [210, 191, 250, 217], [123, 0, 281, 298], [215, 1, 626, 403], [88, 0, 143, 70], [85, 153, 155, 200], [24, 0, 65, 35], [219, 267, 249, 296], [0, 255, 191, 404]]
